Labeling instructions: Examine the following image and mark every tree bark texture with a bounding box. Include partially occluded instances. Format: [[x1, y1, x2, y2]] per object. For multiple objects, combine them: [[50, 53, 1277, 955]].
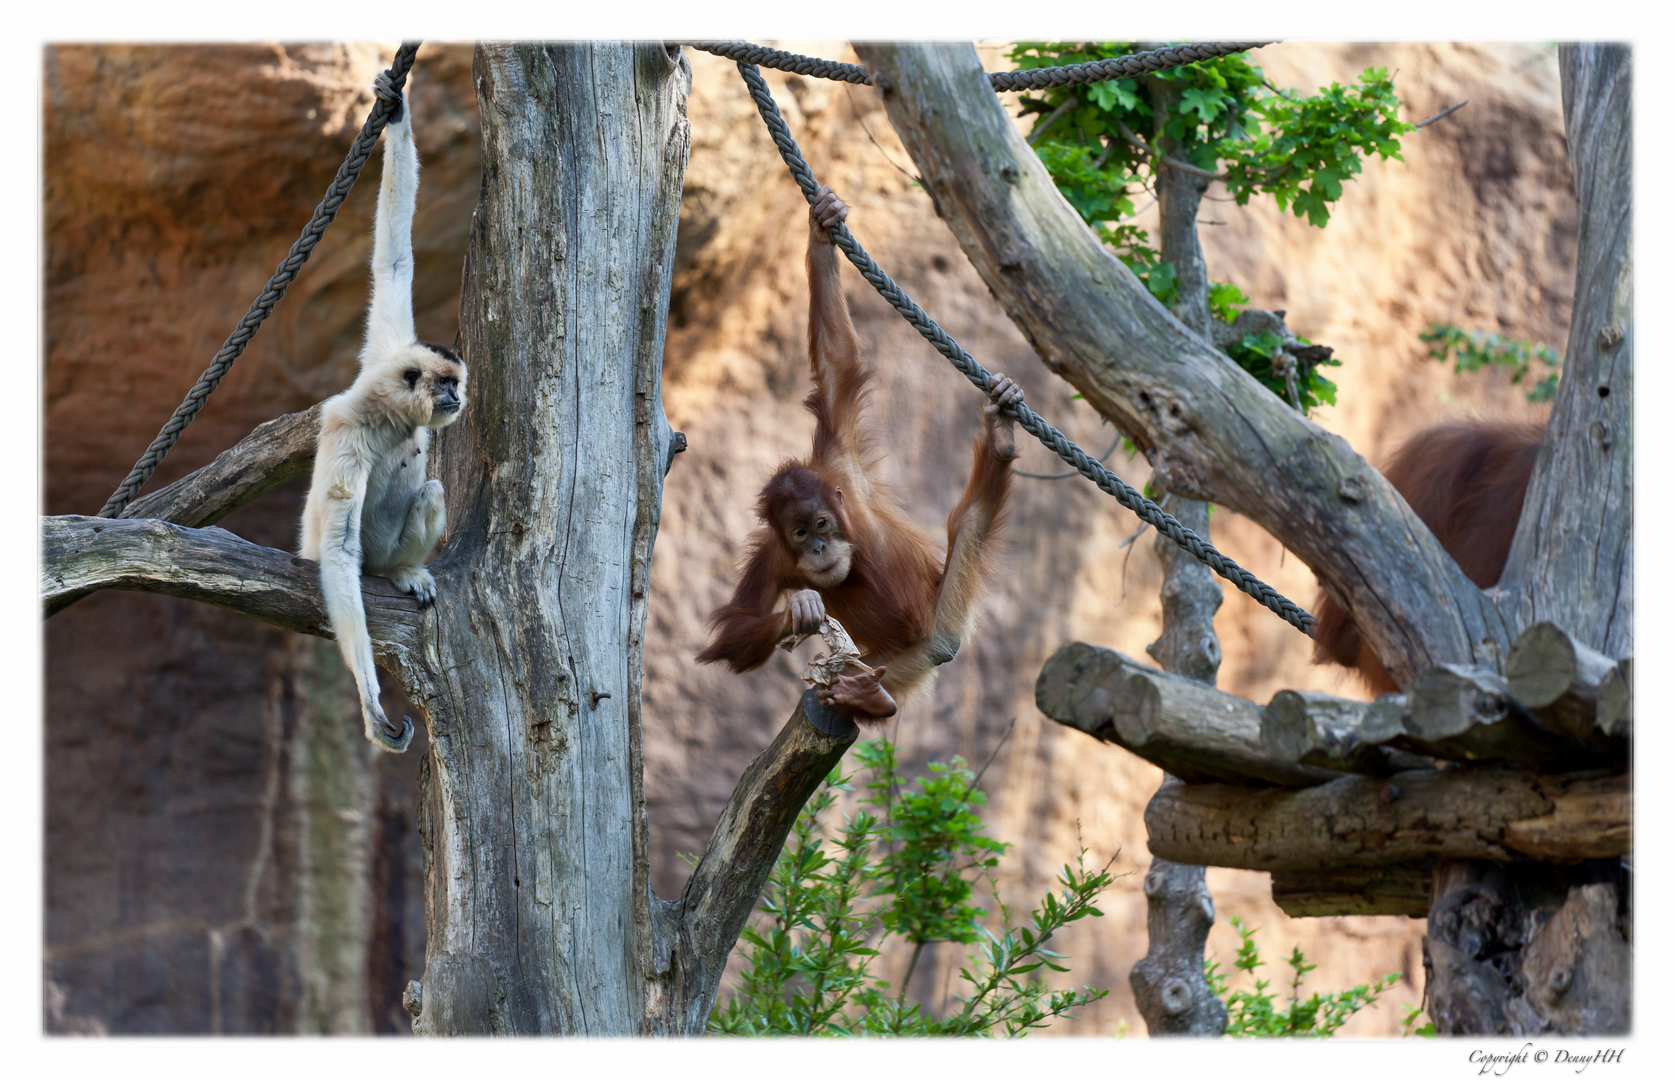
[[651, 692, 857, 1034], [42, 515, 422, 652], [1269, 863, 1433, 919], [1145, 769, 1628, 874], [1131, 499, 1226, 1035], [1261, 691, 1435, 776], [1505, 622, 1621, 746], [1423, 46, 1633, 1036], [1426, 859, 1630, 1035], [1498, 45, 1632, 661], [853, 41, 1503, 687], [406, 43, 691, 1035]]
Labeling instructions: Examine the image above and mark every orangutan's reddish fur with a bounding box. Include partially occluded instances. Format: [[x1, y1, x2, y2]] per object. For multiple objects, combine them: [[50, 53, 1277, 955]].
[[1312, 419, 1543, 693], [696, 207, 1012, 720]]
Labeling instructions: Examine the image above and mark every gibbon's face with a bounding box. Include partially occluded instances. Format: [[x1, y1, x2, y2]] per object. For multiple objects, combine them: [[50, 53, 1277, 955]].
[[387, 343, 467, 428]]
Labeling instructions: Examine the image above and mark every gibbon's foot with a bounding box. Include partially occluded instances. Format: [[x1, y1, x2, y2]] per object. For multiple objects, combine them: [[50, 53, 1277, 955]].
[[389, 565, 438, 608], [810, 186, 849, 243], [369, 713, 415, 754], [984, 373, 1023, 461], [818, 664, 897, 721]]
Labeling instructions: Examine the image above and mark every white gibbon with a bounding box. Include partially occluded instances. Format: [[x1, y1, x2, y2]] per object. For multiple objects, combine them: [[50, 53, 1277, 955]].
[[300, 88, 466, 754]]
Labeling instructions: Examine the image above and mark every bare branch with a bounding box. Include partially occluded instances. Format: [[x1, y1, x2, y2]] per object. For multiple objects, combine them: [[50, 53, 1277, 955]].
[[855, 42, 1505, 685], [1111, 114, 1225, 179], [119, 405, 321, 527], [664, 691, 858, 1031], [1414, 99, 1468, 128], [42, 515, 422, 653]]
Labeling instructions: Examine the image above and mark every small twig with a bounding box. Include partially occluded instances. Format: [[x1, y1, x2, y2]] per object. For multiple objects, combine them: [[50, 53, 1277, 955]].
[[845, 85, 921, 185], [1117, 522, 1151, 549], [1089, 135, 1115, 171], [1119, 522, 1140, 601], [1119, 195, 1158, 222], [1415, 99, 1469, 129], [1016, 432, 1124, 479], [1026, 96, 1079, 146], [968, 717, 1017, 793], [1112, 115, 1225, 180]]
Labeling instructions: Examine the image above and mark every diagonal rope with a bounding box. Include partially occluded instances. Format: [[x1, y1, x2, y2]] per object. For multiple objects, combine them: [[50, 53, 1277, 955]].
[[97, 42, 422, 519], [735, 61, 1315, 636], [687, 41, 1270, 91]]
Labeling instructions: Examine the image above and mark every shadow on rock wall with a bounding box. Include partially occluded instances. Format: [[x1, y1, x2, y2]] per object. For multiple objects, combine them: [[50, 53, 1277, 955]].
[[44, 41, 1572, 1036]]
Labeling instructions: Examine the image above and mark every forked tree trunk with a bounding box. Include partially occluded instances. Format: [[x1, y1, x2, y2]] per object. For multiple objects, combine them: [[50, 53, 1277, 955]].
[[408, 42, 691, 1035], [1424, 42, 1633, 1037]]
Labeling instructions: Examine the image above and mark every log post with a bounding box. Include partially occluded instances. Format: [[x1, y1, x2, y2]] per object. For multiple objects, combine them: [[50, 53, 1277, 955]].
[[1128, 496, 1227, 1036]]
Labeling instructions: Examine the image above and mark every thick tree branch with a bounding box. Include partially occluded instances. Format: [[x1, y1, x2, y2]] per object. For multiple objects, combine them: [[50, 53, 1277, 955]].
[[1145, 768, 1628, 872], [855, 42, 1504, 685], [42, 515, 422, 652], [119, 405, 321, 527], [663, 691, 858, 1032]]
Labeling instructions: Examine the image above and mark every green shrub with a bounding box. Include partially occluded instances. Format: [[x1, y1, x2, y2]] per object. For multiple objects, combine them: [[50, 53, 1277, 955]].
[[710, 739, 1113, 1036], [1206, 916, 1401, 1036]]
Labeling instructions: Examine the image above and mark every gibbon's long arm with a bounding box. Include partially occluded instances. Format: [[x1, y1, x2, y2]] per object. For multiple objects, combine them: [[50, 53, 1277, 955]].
[[312, 96, 423, 754], [315, 423, 410, 750], [364, 96, 419, 362]]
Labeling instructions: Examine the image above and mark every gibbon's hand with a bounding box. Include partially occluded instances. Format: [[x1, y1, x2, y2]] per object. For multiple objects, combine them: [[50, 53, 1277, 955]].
[[985, 373, 1023, 460], [787, 588, 827, 637]]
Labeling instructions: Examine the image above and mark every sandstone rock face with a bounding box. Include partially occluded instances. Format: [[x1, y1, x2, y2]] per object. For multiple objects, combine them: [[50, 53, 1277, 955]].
[[45, 42, 1573, 1035]]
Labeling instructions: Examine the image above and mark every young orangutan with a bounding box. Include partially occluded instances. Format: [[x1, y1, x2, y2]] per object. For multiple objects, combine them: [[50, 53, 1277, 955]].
[[697, 186, 1021, 722], [1313, 419, 1544, 693]]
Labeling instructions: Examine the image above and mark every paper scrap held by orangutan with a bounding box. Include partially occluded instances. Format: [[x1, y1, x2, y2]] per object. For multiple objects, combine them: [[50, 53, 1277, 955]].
[[778, 615, 876, 689]]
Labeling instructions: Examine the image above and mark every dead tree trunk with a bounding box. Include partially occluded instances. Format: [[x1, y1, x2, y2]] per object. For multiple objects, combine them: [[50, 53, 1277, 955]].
[[399, 42, 692, 1033]]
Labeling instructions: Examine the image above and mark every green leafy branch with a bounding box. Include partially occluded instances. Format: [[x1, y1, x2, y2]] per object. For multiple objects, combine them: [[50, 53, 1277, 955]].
[[1420, 322, 1562, 403], [1010, 43, 1414, 415], [1205, 916, 1401, 1037], [710, 740, 1115, 1036]]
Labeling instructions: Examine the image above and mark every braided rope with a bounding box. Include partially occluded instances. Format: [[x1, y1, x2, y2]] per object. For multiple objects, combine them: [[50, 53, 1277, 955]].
[[98, 42, 422, 519], [987, 42, 1271, 91], [736, 62, 1315, 636], [688, 41, 1269, 91], [688, 41, 870, 84]]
